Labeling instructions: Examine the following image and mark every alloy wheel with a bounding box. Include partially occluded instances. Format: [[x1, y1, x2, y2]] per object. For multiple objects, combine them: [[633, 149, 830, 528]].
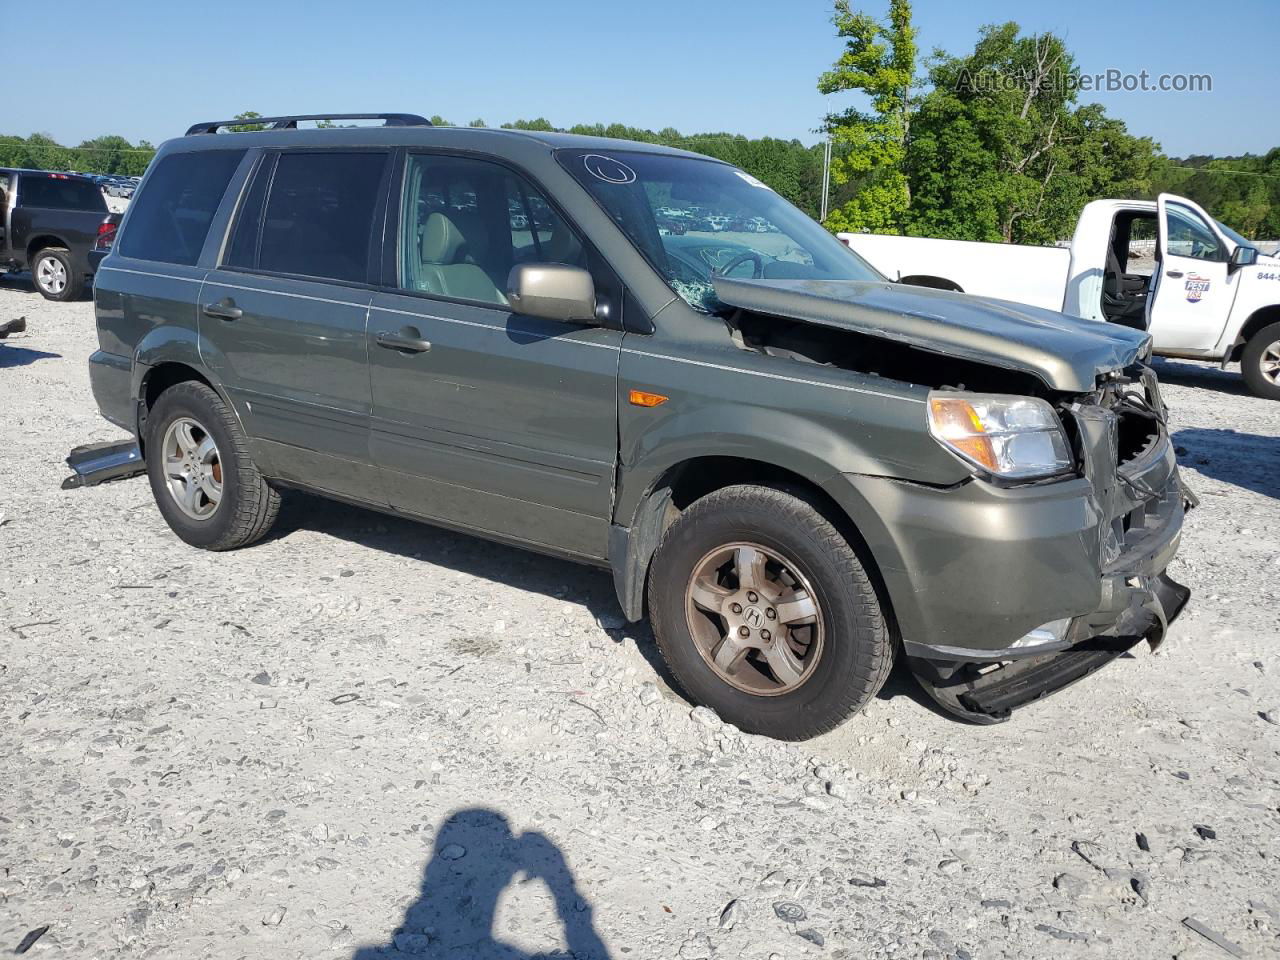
[[684, 541, 825, 696], [1260, 339, 1280, 386], [161, 417, 223, 520], [35, 256, 67, 296]]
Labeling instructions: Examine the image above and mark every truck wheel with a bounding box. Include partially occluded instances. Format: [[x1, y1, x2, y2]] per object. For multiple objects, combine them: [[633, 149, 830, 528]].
[[1241, 321, 1280, 401], [145, 381, 281, 550], [647, 484, 893, 740], [31, 247, 84, 302]]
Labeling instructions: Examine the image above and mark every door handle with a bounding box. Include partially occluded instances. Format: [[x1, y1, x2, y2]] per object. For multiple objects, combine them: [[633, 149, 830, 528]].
[[1165, 270, 1184, 279], [376, 330, 432, 353], [203, 300, 242, 321]]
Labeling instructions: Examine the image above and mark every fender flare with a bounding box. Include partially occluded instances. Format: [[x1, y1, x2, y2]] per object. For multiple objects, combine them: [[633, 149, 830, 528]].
[[130, 325, 249, 449], [25, 233, 73, 261], [606, 402, 959, 621]]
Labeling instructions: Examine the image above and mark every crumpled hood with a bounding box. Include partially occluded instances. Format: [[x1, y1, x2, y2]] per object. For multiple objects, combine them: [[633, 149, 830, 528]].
[[712, 277, 1151, 392]]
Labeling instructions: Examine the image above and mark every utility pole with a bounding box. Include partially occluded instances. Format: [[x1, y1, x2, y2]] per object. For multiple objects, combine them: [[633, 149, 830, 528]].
[[820, 136, 833, 222]]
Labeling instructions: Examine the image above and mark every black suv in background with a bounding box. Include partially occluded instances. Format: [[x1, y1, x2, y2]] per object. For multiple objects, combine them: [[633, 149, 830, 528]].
[[0, 168, 113, 300]]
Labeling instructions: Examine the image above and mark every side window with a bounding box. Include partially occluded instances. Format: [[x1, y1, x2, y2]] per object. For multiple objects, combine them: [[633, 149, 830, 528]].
[[398, 154, 587, 306], [16, 174, 107, 213], [1165, 204, 1225, 263], [118, 150, 245, 265], [251, 152, 387, 284]]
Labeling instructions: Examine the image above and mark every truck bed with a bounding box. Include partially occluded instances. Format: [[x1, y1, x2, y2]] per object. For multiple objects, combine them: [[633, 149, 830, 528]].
[[839, 233, 1071, 313]]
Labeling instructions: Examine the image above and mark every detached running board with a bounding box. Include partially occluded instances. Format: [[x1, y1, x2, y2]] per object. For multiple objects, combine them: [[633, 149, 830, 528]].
[[913, 573, 1191, 724], [958, 639, 1139, 719], [62, 440, 145, 490]]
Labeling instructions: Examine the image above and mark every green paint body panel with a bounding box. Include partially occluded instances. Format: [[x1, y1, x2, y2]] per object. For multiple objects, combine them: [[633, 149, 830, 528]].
[[87, 123, 1186, 662]]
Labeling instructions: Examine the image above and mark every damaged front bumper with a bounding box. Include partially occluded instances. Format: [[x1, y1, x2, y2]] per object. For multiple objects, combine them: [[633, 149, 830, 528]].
[[823, 369, 1194, 724], [915, 377, 1194, 723]]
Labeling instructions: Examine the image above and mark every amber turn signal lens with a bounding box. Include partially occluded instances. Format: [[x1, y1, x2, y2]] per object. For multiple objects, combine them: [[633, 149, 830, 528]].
[[928, 396, 998, 471], [629, 389, 668, 407], [926, 391, 1073, 480]]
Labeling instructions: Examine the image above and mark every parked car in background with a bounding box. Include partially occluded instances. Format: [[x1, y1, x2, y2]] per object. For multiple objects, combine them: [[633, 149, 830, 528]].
[[87, 113, 1191, 739], [103, 177, 137, 198], [0, 168, 112, 299], [841, 194, 1280, 400]]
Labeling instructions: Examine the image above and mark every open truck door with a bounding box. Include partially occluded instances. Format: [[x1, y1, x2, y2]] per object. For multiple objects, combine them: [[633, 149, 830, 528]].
[[1147, 194, 1239, 353]]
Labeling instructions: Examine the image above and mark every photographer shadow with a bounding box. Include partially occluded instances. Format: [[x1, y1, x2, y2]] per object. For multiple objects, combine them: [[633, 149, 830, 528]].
[[352, 808, 611, 960]]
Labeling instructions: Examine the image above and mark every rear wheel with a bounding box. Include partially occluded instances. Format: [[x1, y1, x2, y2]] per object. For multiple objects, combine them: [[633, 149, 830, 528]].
[[1241, 321, 1280, 401], [647, 485, 892, 740], [32, 247, 83, 301], [145, 381, 280, 550]]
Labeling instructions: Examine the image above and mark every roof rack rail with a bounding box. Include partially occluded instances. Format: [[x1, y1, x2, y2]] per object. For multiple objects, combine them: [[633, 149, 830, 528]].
[[185, 113, 432, 136]]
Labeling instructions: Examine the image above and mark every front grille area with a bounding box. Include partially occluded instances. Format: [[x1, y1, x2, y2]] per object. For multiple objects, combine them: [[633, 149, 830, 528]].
[[1078, 363, 1180, 573], [1099, 363, 1168, 469]]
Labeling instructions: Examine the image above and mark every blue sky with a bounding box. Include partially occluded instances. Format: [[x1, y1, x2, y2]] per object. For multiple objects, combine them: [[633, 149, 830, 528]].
[[12, 0, 1278, 157]]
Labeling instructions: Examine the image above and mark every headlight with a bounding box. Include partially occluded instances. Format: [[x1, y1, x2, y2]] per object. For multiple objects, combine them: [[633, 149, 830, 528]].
[[927, 392, 1073, 481]]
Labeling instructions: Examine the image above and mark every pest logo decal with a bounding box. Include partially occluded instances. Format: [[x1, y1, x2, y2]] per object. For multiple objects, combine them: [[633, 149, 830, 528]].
[[1183, 274, 1211, 303]]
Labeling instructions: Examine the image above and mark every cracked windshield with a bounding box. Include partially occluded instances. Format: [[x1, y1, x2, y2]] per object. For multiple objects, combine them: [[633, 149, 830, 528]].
[[560, 149, 882, 312]]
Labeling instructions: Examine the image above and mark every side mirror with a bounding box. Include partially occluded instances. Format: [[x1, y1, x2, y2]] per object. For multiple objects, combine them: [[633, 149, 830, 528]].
[[1229, 245, 1259, 272], [507, 263, 596, 322]]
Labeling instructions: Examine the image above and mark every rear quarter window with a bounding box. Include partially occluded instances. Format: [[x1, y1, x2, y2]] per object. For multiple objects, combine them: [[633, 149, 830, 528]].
[[118, 150, 245, 265], [19, 175, 106, 212]]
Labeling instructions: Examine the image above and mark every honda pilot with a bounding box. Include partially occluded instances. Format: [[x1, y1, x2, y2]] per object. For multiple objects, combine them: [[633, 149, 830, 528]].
[[88, 113, 1192, 739]]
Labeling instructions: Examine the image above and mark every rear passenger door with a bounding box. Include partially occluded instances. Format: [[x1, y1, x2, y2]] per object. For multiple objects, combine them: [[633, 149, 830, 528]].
[[200, 149, 392, 501], [367, 152, 622, 559]]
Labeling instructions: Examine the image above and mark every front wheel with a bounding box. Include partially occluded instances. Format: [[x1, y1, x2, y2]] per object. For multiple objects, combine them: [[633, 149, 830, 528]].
[[1241, 321, 1280, 401], [32, 247, 84, 301], [647, 485, 893, 741]]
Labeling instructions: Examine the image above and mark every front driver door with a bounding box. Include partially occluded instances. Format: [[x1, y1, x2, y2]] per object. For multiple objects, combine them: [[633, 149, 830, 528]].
[[366, 151, 622, 559], [1147, 194, 1239, 353]]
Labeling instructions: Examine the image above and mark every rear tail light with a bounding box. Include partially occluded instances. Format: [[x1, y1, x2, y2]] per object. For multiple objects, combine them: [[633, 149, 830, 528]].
[[95, 220, 117, 252]]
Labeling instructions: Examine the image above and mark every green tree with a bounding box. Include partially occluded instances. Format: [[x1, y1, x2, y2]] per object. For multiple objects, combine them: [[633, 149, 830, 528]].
[[15, 133, 75, 171], [228, 111, 266, 133], [123, 141, 156, 176], [467, 118, 486, 128], [1150, 151, 1280, 238], [909, 24, 1157, 243], [501, 117, 556, 131], [73, 135, 135, 174], [818, 0, 918, 233]]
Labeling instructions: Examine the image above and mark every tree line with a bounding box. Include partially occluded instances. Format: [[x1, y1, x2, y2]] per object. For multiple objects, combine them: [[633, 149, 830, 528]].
[[3, 5, 1275, 241], [820, 0, 1277, 241], [0, 133, 155, 177]]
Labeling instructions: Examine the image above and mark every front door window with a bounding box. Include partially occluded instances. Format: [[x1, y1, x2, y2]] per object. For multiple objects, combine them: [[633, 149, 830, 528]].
[[397, 154, 588, 306]]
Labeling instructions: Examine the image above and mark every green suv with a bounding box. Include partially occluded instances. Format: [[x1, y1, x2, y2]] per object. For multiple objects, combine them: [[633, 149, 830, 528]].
[[89, 113, 1191, 740]]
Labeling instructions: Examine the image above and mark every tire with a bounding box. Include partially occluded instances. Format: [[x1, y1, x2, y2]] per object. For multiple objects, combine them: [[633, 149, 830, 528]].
[[1241, 321, 1280, 401], [31, 247, 83, 302], [647, 484, 892, 741], [145, 381, 280, 550]]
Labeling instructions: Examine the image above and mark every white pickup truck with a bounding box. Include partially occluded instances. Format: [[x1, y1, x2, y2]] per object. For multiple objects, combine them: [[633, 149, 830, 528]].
[[840, 194, 1280, 400]]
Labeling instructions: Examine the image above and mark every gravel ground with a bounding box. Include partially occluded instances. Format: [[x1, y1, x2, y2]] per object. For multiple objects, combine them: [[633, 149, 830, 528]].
[[2, 278, 1278, 960]]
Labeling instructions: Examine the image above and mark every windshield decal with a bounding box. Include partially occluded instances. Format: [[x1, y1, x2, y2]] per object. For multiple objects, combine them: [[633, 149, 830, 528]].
[[734, 170, 770, 189], [582, 155, 637, 184]]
